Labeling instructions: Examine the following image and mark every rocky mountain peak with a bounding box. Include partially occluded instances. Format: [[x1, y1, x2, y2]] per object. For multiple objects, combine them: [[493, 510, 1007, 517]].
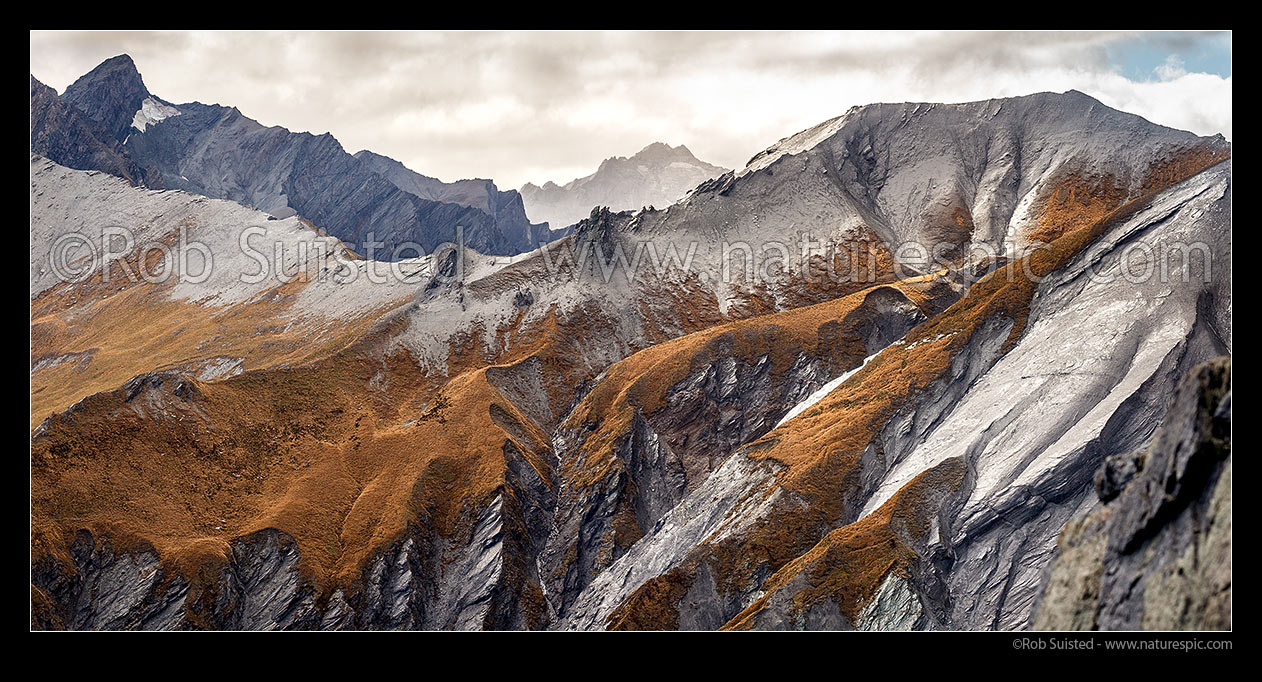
[[62, 54, 152, 144], [598, 142, 706, 170], [76, 53, 143, 83], [32, 55, 558, 257]]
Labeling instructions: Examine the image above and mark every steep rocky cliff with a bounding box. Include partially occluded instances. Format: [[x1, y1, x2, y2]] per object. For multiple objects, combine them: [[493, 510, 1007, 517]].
[[1034, 357, 1231, 630], [355, 149, 559, 247]]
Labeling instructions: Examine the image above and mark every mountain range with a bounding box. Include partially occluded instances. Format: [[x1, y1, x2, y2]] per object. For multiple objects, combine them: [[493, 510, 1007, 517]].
[[31, 55, 558, 258], [29, 56, 1231, 631]]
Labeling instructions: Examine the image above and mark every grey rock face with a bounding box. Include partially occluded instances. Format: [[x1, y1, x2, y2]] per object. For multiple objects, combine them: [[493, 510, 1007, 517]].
[[32, 531, 183, 630], [224, 530, 323, 629], [61, 55, 152, 144], [30, 76, 144, 183], [30, 528, 321, 631], [31, 497, 546, 630], [356, 150, 560, 247], [1033, 357, 1231, 630], [858, 575, 926, 631], [556, 452, 786, 630], [521, 142, 727, 229]]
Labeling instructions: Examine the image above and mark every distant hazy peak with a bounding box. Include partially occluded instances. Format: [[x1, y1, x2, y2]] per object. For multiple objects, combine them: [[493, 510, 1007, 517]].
[[520, 142, 728, 229]]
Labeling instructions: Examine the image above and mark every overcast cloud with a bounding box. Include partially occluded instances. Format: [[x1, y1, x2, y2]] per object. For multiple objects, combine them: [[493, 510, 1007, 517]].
[[30, 30, 1232, 190]]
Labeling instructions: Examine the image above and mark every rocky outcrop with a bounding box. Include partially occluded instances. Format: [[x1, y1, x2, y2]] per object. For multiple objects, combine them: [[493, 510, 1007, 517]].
[[30, 527, 323, 630], [1033, 357, 1231, 630], [31, 497, 547, 631], [521, 142, 728, 229]]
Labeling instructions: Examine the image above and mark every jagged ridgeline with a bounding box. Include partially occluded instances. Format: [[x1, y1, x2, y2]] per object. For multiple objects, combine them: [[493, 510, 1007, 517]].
[[31, 55, 558, 258], [31, 57, 1229, 630]]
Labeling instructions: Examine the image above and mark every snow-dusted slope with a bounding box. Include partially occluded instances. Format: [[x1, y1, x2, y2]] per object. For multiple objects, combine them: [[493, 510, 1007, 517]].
[[658, 91, 1226, 269], [893, 161, 1230, 629], [29, 155, 420, 428], [29, 155, 425, 310]]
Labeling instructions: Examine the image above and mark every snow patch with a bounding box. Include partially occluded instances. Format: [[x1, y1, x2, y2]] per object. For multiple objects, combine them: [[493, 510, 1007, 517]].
[[131, 97, 181, 133], [774, 351, 879, 429]]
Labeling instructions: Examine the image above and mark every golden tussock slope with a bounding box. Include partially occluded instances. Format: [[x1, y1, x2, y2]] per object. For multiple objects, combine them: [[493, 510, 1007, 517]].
[[32, 341, 552, 597], [558, 275, 955, 492], [1026, 140, 1229, 243], [30, 255, 408, 430]]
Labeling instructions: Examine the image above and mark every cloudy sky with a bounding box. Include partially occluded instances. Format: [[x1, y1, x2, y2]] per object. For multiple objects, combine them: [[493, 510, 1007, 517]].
[[30, 30, 1231, 190]]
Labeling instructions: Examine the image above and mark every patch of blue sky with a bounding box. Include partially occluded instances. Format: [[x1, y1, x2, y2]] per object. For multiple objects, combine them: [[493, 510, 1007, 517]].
[[1107, 31, 1231, 81]]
